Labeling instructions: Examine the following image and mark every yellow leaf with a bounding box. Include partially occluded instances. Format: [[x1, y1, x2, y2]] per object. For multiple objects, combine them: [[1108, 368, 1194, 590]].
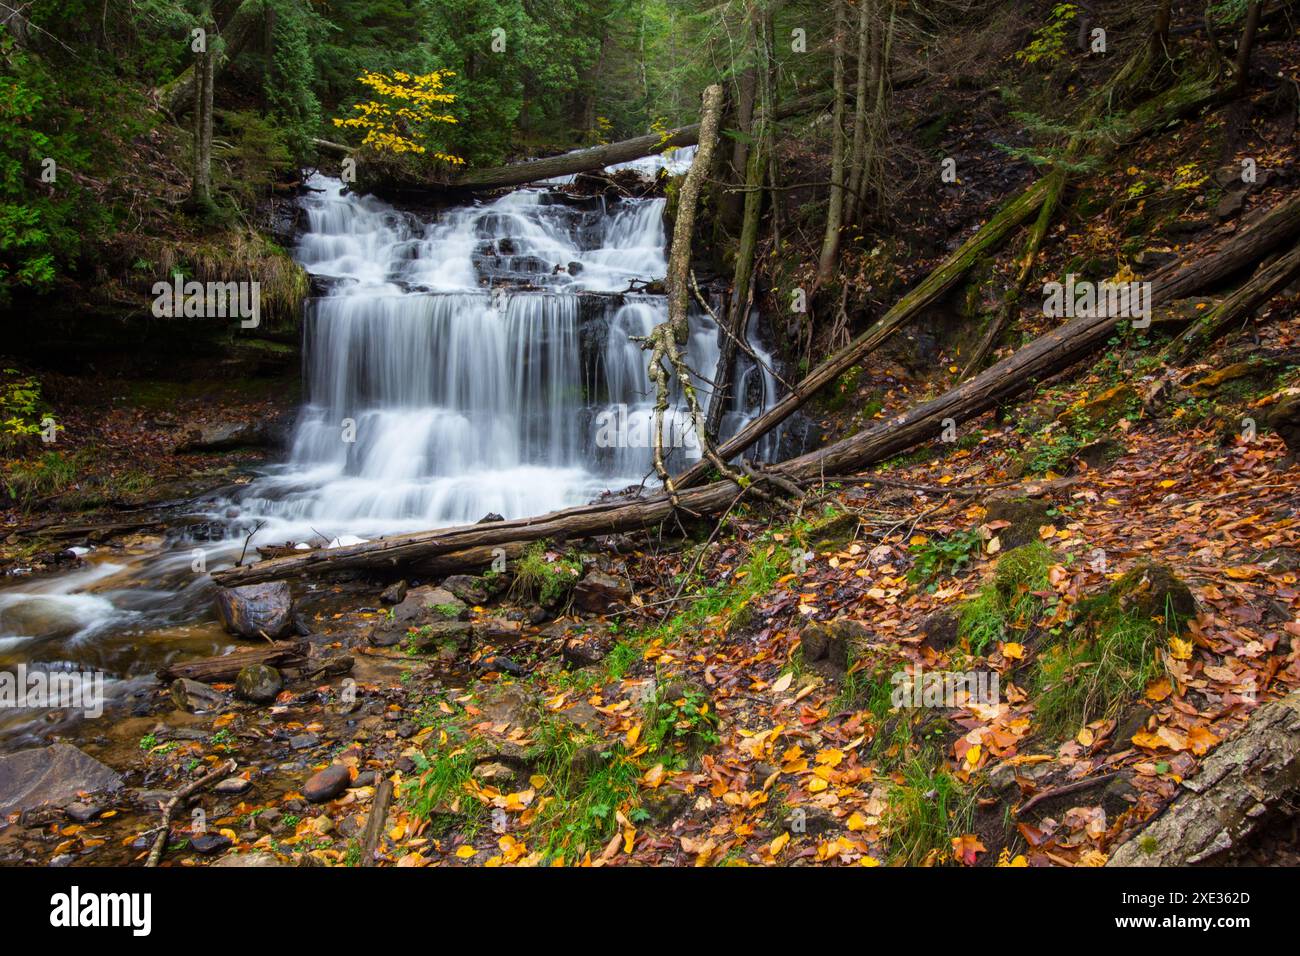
[[626, 723, 641, 747], [770, 832, 790, 856], [1169, 637, 1193, 661], [771, 672, 794, 694], [1002, 642, 1024, 660], [455, 845, 477, 859]]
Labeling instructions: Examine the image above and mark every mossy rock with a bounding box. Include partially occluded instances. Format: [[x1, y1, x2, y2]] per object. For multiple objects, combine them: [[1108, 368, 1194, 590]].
[[1188, 359, 1285, 400], [983, 496, 1054, 549], [1056, 383, 1138, 431], [1109, 562, 1197, 636]]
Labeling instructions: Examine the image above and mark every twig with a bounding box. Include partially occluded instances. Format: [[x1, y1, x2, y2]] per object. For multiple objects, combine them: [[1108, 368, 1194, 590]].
[[145, 758, 237, 866], [1015, 771, 1122, 817]]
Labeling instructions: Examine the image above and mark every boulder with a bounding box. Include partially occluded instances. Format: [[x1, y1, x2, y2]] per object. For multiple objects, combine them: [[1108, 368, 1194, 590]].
[[303, 764, 351, 803], [480, 684, 540, 731], [215, 582, 294, 640], [234, 664, 282, 704], [572, 570, 631, 614], [379, 580, 408, 605], [173, 418, 289, 453], [920, 610, 960, 651], [170, 677, 225, 713], [0, 744, 123, 815], [408, 619, 473, 654]]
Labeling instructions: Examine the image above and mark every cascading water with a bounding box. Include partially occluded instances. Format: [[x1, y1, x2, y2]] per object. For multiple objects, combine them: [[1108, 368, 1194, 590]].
[[0, 149, 785, 746], [230, 161, 775, 539]]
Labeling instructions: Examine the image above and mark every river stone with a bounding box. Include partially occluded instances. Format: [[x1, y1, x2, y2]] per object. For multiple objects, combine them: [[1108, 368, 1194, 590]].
[[189, 831, 233, 855], [380, 580, 408, 605], [441, 574, 490, 605], [215, 581, 294, 640], [0, 744, 123, 815], [572, 570, 631, 614], [171, 677, 225, 713], [235, 663, 283, 703], [303, 764, 351, 803], [1264, 392, 1300, 456]]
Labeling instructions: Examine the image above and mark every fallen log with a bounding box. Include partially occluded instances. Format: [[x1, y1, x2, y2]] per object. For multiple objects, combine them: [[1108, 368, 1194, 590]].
[[672, 74, 1224, 490], [157, 641, 309, 683], [210, 189, 1300, 587], [360, 777, 395, 867], [1160, 238, 1300, 365], [156, 3, 262, 120], [362, 92, 829, 193], [1107, 692, 1300, 866]]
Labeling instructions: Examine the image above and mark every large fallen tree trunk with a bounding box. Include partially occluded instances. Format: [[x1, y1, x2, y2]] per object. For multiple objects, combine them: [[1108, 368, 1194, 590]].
[[157, 1, 263, 120], [212, 190, 1300, 588], [1107, 691, 1300, 866]]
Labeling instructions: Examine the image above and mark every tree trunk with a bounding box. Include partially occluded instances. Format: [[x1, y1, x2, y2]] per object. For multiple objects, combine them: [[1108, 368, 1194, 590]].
[[157, 641, 308, 683], [190, 23, 215, 208], [1232, 1, 1263, 95], [1107, 692, 1300, 866], [161, 0, 261, 119], [815, 0, 849, 288], [844, 0, 872, 226], [666, 85, 724, 337]]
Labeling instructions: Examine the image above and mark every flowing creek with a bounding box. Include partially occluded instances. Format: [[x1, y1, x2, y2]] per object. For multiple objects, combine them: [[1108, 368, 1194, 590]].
[[0, 149, 787, 751]]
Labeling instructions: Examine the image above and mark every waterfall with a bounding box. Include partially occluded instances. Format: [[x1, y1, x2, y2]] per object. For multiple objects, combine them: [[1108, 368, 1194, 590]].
[[230, 168, 780, 541]]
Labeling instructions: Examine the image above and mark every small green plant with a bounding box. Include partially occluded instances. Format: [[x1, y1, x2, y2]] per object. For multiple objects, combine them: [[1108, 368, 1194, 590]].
[[884, 756, 974, 865], [643, 682, 719, 766], [511, 541, 582, 606], [1034, 602, 1163, 739], [405, 747, 486, 833], [138, 733, 158, 751], [907, 530, 984, 587], [1015, 3, 1079, 67], [958, 542, 1055, 655]]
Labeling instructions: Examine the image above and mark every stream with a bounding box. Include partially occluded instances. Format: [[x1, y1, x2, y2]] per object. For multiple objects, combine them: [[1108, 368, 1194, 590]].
[[0, 149, 786, 750]]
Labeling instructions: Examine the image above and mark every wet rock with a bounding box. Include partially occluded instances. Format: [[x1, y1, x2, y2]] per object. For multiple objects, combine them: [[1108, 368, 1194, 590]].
[[380, 580, 408, 605], [170, 678, 225, 713], [189, 831, 233, 855], [641, 787, 688, 825], [215, 581, 294, 640], [0, 744, 123, 815], [1101, 773, 1139, 818], [983, 496, 1054, 549], [472, 761, 523, 788], [235, 664, 283, 704], [478, 512, 505, 523], [303, 764, 351, 803], [784, 803, 837, 836], [214, 776, 252, 796], [1111, 704, 1155, 752], [476, 655, 525, 677], [350, 770, 378, 789], [173, 419, 288, 453], [1075, 437, 1124, 472], [410, 619, 473, 654], [442, 574, 490, 605], [290, 733, 320, 751], [472, 617, 521, 641], [799, 617, 871, 677], [555, 699, 602, 732], [65, 802, 105, 823], [573, 570, 631, 614]]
